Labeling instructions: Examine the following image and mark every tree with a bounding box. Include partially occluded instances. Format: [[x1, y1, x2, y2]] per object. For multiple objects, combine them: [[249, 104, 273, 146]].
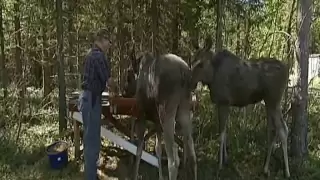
[[41, 0, 51, 98], [0, 1, 7, 98], [14, 0, 24, 110], [215, 0, 223, 51], [290, 0, 312, 165], [171, 0, 180, 54], [56, 0, 67, 133], [151, 0, 159, 55]]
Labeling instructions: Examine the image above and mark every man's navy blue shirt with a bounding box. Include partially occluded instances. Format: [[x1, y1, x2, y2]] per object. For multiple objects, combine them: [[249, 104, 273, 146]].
[[81, 46, 110, 105]]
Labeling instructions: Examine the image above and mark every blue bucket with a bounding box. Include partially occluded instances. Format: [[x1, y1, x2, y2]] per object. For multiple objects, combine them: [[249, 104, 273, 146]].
[[46, 141, 69, 169]]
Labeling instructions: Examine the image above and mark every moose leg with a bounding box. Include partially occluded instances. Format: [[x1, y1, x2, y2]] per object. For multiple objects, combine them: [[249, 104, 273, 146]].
[[279, 124, 290, 178], [264, 106, 277, 175], [161, 104, 180, 180], [132, 119, 146, 180], [155, 130, 164, 180], [176, 103, 197, 180], [264, 105, 290, 178], [217, 105, 230, 170], [263, 132, 277, 175], [275, 107, 290, 178]]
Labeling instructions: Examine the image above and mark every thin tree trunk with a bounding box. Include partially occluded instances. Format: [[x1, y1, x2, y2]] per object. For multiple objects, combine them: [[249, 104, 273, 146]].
[[31, 37, 42, 88], [0, 2, 7, 98], [14, 0, 24, 142], [151, 0, 159, 55], [68, 0, 76, 75], [235, 5, 241, 56], [117, 0, 125, 94], [14, 0, 23, 111], [290, 0, 312, 165], [56, 0, 67, 133], [215, 0, 223, 51], [285, 0, 297, 71], [283, 0, 297, 113], [243, 12, 251, 58], [76, 22, 81, 89], [131, 0, 136, 58], [190, 6, 201, 53], [41, 0, 51, 98], [171, 0, 180, 54]]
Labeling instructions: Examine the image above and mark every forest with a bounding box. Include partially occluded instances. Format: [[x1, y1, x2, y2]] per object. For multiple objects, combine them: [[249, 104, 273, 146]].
[[0, 0, 320, 179]]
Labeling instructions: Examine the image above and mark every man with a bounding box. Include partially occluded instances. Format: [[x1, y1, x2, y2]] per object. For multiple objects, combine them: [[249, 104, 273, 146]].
[[78, 28, 112, 180]]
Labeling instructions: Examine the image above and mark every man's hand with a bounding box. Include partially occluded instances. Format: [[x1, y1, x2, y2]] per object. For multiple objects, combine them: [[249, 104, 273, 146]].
[[104, 78, 112, 92], [106, 78, 118, 97], [107, 78, 114, 91]]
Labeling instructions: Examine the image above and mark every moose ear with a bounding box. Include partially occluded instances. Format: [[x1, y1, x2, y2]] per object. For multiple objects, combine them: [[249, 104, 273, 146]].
[[204, 36, 213, 50]]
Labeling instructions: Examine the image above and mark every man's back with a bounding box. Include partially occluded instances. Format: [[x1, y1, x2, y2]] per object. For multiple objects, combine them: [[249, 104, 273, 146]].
[[82, 47, 110, 96]]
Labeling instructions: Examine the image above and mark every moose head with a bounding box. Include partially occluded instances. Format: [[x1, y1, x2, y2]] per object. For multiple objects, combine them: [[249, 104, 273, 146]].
[[190, 36, 216, 89]]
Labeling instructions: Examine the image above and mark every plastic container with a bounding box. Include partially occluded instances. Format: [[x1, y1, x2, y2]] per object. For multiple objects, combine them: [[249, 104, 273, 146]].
[[46, 141, 69, 169]]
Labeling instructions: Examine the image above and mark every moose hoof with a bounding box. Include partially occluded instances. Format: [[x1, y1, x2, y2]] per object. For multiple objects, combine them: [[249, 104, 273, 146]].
[[215, 170, 221, 179], [284, 172, 290, 179], [263, 169, 270, 177], [222, 157, 229, 166]]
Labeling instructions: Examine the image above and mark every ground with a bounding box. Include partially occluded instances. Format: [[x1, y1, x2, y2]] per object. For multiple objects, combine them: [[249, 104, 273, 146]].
[[1, 87, 320, 179], [1, 115, 320, 180]]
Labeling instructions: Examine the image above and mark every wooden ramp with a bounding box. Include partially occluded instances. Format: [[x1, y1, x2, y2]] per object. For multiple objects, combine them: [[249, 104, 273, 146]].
[[71, 112, 159, 168]]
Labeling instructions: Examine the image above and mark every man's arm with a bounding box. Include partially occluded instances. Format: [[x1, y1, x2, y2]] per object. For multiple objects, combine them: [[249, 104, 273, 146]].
[[106, 56, 111, 80], [94, 53, 109, 86], [81, 55, 95, 90]]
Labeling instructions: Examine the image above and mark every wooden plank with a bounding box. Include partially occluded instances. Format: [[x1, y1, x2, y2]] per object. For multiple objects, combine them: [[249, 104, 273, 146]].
[[72, 112, 159, 168], [73, 116, 81, 160]]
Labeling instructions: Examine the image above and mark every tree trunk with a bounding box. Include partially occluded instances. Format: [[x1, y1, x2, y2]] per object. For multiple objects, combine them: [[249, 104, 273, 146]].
[[76, 21, 81, 89], [235, 5, 241, 56], [41, 0, 51, 98], [171, 0, 180, 54], [56, 0, 67, 133], [68, 0, 76, 74], [215, 0, 223, 51], [283, 0, 297, 113], [117, 0, 125, 94], [190, 6, 201, 54], [0, 2, 7, 98], [243, 12, 251, 58], [31, 36, 42, 88], [14, 0, 25, 143], [290, 0, 312, 165], [14, 0, 24, 112], [131, 0, 136, 57], [151, 0, 159, 55], [285, 0, 297, 71]]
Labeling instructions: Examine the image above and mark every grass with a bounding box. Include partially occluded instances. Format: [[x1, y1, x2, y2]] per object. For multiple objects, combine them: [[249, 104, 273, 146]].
[[0, 86, 320, 180], [0, 122, 82, 180]]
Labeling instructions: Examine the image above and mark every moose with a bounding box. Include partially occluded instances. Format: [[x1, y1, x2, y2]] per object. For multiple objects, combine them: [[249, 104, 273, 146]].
[[123, 68, 137, 98], [190, 37, 290, 178], [125, 52, 197, 180]]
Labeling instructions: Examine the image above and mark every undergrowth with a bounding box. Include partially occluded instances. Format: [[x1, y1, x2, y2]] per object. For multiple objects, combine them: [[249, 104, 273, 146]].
[[0, 85, 319, 180]]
